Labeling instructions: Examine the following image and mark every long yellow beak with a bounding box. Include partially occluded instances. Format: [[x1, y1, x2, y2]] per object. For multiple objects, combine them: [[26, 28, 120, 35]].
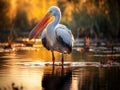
[[29, 12, 51, 39]]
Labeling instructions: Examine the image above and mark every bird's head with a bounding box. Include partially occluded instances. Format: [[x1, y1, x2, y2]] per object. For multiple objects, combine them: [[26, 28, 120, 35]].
[[29, 6, 61, 40], [48, 6, 61, 17]]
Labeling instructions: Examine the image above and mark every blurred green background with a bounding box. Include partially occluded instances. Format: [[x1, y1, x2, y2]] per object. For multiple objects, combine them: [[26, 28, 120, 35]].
[[0, 0, 120, 42]]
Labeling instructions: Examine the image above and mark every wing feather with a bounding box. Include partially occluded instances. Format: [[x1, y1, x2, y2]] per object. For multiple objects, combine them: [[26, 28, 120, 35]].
[[55, 24, 74, 53]]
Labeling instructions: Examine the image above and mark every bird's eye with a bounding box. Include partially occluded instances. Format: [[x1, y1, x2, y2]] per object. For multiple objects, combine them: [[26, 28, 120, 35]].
[[49, 11, 52, 13]]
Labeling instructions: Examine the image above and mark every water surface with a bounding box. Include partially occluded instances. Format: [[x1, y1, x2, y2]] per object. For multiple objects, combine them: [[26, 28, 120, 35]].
[[0, 47, 120, 90]]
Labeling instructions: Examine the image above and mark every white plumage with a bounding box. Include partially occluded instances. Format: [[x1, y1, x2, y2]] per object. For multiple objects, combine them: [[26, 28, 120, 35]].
[[41, 24, 74, 53]]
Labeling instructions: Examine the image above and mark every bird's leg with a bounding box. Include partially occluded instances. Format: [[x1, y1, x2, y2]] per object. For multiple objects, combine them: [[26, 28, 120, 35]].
[[52, 51, 55, 65], [61, 52, 64, 65]]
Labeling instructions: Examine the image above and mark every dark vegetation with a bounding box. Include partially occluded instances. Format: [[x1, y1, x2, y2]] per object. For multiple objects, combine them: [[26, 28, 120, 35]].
[[0, 0, 120, 42]]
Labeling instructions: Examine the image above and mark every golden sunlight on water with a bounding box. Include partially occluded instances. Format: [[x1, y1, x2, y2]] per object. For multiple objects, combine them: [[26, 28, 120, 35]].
[[0, 47, 74, 89], [0, 47, 120, 90], [14, 47, 73, 62], [0, 65, 43, 90]]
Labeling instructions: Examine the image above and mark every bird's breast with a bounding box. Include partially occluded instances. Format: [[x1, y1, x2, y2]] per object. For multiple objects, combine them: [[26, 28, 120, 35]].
[[46, 32, 56, 47]]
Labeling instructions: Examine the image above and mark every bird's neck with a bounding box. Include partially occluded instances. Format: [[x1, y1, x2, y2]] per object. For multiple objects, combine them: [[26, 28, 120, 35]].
[[47, 12, 61, 32], [52, 13, 61, 27], [46, 12, 61, 46]]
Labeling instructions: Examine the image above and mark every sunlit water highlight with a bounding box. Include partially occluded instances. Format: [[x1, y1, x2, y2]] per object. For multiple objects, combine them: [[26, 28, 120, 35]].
[[0, 48, 120, 90]]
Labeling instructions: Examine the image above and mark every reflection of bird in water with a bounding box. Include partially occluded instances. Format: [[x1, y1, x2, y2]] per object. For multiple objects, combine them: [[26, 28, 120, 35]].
[[42, 66, 72, 90], [29, 6, 74, 65]]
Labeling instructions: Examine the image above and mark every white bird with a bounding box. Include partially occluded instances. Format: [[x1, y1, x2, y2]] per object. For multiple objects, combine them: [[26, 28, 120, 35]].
[[29, 6, 74, 65]]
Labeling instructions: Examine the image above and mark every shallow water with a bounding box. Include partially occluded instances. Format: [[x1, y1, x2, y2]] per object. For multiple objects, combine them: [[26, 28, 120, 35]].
[[0, 47, 120, 90]]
